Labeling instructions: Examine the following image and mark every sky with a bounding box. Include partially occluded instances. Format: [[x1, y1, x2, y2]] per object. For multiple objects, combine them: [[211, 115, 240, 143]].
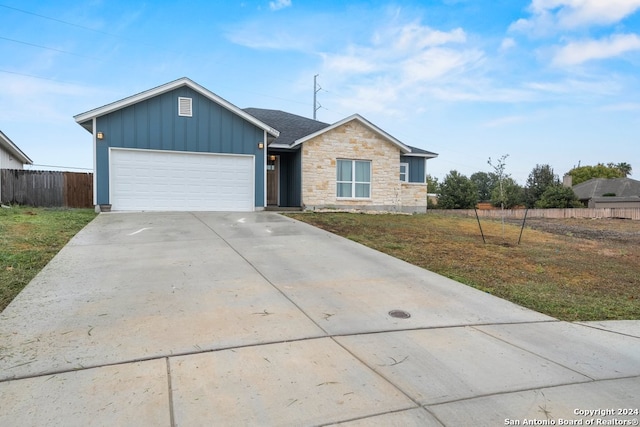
[[1, 0, 639, 184]]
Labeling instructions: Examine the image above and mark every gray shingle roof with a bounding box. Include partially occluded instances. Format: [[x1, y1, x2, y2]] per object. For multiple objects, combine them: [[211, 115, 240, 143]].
[[243, 108, 438, 158], [404, 145, 438, 158], [244, 108, 329, 147], [573, 178, 640, 199], [0, 130, 33, 165]]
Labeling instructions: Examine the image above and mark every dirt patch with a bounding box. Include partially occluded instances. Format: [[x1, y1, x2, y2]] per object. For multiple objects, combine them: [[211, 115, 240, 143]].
[[506, 218, 640, 244]]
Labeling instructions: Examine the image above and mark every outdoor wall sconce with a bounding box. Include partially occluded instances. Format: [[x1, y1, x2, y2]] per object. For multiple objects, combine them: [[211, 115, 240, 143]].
[[258, 142, 264, 149], [96, 131, 104, 140], [269, 155, 276, 161]]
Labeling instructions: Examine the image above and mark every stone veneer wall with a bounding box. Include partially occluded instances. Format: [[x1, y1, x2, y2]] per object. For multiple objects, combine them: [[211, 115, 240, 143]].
[[301, 120, 404, 211], [400, 182, 427, 213]]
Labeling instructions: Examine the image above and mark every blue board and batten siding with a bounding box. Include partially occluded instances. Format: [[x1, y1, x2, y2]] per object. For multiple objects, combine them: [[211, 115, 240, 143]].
[[95, 86, 266, 206], [400, 155, 426, 183]]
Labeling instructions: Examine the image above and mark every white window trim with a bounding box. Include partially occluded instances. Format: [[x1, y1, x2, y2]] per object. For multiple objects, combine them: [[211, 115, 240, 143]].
[[400, 162, 409, 182], [178, 97, 193, 117], [336, 159, 372, 199]]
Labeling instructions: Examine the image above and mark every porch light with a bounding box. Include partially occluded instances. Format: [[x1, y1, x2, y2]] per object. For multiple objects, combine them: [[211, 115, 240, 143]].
[[258, 142, 264, 149], [96, 131, 104, 140], [269, 155, 276, 161]]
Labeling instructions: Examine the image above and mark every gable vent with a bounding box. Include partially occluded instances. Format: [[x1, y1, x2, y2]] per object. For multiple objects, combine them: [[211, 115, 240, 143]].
[[178, 97, 192, 117]]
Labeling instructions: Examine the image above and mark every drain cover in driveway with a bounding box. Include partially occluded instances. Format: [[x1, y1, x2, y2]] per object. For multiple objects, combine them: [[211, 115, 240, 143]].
[[388, 310, 411, 319]]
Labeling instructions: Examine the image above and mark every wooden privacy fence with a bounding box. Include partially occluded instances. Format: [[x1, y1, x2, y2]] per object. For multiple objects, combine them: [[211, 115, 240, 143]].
[[436, 208, 640, 221], [0, 169, 93, 208]]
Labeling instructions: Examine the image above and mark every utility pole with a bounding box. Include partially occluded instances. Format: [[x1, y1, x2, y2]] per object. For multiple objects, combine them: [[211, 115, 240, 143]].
[[313, 74, 321, 120]]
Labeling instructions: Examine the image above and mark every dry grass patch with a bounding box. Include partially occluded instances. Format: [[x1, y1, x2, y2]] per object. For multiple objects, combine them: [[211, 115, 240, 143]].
[[287, 212, 640, 321]]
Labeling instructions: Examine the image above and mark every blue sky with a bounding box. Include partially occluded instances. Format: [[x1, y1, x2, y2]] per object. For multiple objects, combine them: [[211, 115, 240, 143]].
[[1, 0, 639, 184]]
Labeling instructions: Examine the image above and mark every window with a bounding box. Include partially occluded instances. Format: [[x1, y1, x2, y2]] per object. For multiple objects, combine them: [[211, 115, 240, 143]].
[[337, 159, 371, 198], [400, 163, 409, 182], [178, 97, 192, 117]]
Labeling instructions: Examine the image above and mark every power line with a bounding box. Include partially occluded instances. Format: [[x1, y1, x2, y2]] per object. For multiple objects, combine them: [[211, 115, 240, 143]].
[[0, 4, 123, 38], [0, 68, 89, 86], [0, 3, 195, 59], [0, 36, 101, 60], [0, 3, 307, 90]]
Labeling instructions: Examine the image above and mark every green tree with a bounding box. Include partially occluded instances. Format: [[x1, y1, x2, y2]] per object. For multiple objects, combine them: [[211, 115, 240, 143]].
[[491, 177, 525, 208], [438, 170, 478, 209], [535, 185, 582, 208], [470, 171, 497, 202], [426, 174, 440, 194], [610, 162, 633, 177], [488, 154, 510, 237], [567, 163, 625, 185], [525, 164, 559, 208], [426, 175, 440, 209], [488, 154, 509, 209]]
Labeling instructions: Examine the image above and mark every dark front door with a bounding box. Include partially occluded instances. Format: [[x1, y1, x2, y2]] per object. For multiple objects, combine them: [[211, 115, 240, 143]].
[[267, 155, 279, 206]]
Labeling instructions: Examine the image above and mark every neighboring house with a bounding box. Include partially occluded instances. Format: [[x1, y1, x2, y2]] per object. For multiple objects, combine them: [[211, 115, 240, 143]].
[[0, 130, 33, 204], [74, 77, 437, 212], [0, 131, 33, 169], [572, 177, 640, 208]]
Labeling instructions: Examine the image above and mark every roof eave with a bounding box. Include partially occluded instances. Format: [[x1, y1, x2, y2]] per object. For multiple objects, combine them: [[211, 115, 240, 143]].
[[268, 142, 296, 150], [74, 77, 279, 138], [403, 152, 438, 159], [0, 131, 33, 164], [291, 114, 411, 153]]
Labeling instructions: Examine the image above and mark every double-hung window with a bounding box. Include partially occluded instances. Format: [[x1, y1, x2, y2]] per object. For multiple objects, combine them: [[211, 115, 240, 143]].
[[400, 163, 409, 182], [337, 159, 371, 198]]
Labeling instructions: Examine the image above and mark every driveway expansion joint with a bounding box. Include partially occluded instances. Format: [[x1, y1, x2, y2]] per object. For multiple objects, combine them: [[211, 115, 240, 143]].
[[166, 357, 176, 427], [424, 374, 640, 408], [189, 211, 332, 336]]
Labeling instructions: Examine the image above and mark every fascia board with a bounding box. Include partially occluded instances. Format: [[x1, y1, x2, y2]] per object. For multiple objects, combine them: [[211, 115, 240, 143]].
[[74, 77, 279, 137], [402, 152, 439, 159], [291, 114, 411, 153], [0, 131, 33, 164]]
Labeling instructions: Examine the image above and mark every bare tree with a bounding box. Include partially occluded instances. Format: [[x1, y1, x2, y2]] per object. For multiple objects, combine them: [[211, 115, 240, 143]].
[[488, 154, 509, 238]]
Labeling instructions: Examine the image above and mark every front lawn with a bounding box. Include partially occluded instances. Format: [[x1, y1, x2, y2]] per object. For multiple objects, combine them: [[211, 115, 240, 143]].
[[0, 206, 97, 312]]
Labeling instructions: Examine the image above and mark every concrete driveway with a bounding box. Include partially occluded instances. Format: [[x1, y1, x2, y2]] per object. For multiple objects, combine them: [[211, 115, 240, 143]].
[[1, 211, 639, 426]]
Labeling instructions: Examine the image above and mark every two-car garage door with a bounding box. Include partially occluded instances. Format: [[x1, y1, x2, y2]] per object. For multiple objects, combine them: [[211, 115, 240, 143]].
[[110, 148, 254, 211]]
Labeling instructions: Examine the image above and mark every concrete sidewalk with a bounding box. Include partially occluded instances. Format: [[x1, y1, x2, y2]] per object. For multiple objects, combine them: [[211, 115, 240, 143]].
[[1, 211, 639, 426]]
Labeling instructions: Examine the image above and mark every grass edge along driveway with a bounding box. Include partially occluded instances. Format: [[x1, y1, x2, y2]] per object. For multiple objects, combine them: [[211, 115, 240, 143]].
[[287, 212, 640, 322], [0, 206, 97, 312]]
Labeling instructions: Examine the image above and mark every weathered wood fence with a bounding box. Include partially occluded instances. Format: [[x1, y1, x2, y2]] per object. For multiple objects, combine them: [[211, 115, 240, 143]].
[[435, 208, 640, 220], [0, 169, 93, 208]]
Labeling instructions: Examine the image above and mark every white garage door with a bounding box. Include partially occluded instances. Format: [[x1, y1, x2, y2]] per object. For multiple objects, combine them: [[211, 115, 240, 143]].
[[110, 148, 254, 211]]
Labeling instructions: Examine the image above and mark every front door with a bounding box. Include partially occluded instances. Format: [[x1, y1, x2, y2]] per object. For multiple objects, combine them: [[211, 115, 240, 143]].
[[267, 155, 279, 206]]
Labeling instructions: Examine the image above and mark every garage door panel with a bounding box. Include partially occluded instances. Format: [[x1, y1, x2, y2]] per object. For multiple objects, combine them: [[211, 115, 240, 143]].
[[110, 149, 254, 211]]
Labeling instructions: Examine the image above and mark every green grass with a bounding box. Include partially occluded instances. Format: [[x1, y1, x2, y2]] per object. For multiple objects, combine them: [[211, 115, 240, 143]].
[[287, 212, 640, 322], [0, 206, 97, 312]]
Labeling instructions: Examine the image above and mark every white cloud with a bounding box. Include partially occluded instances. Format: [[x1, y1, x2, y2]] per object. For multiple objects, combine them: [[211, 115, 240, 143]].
[[321, 53, 377, 74], [500, 37, 516, 51], [600, 102, 640, 111], [317, 22, 485, 116], [511, 0, 640, 34], [226, 20, 313, 50], [337, 83, 404, 117], [552, 33, 640, 66], [392, 24, 466, 50], [401, 48, 482, 83], [538, 0, 640, 27], [269, 0, 291, 11], [524, 77, 621, 95], [0, 74, 105, 122], [483, 115, 528, 128]]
